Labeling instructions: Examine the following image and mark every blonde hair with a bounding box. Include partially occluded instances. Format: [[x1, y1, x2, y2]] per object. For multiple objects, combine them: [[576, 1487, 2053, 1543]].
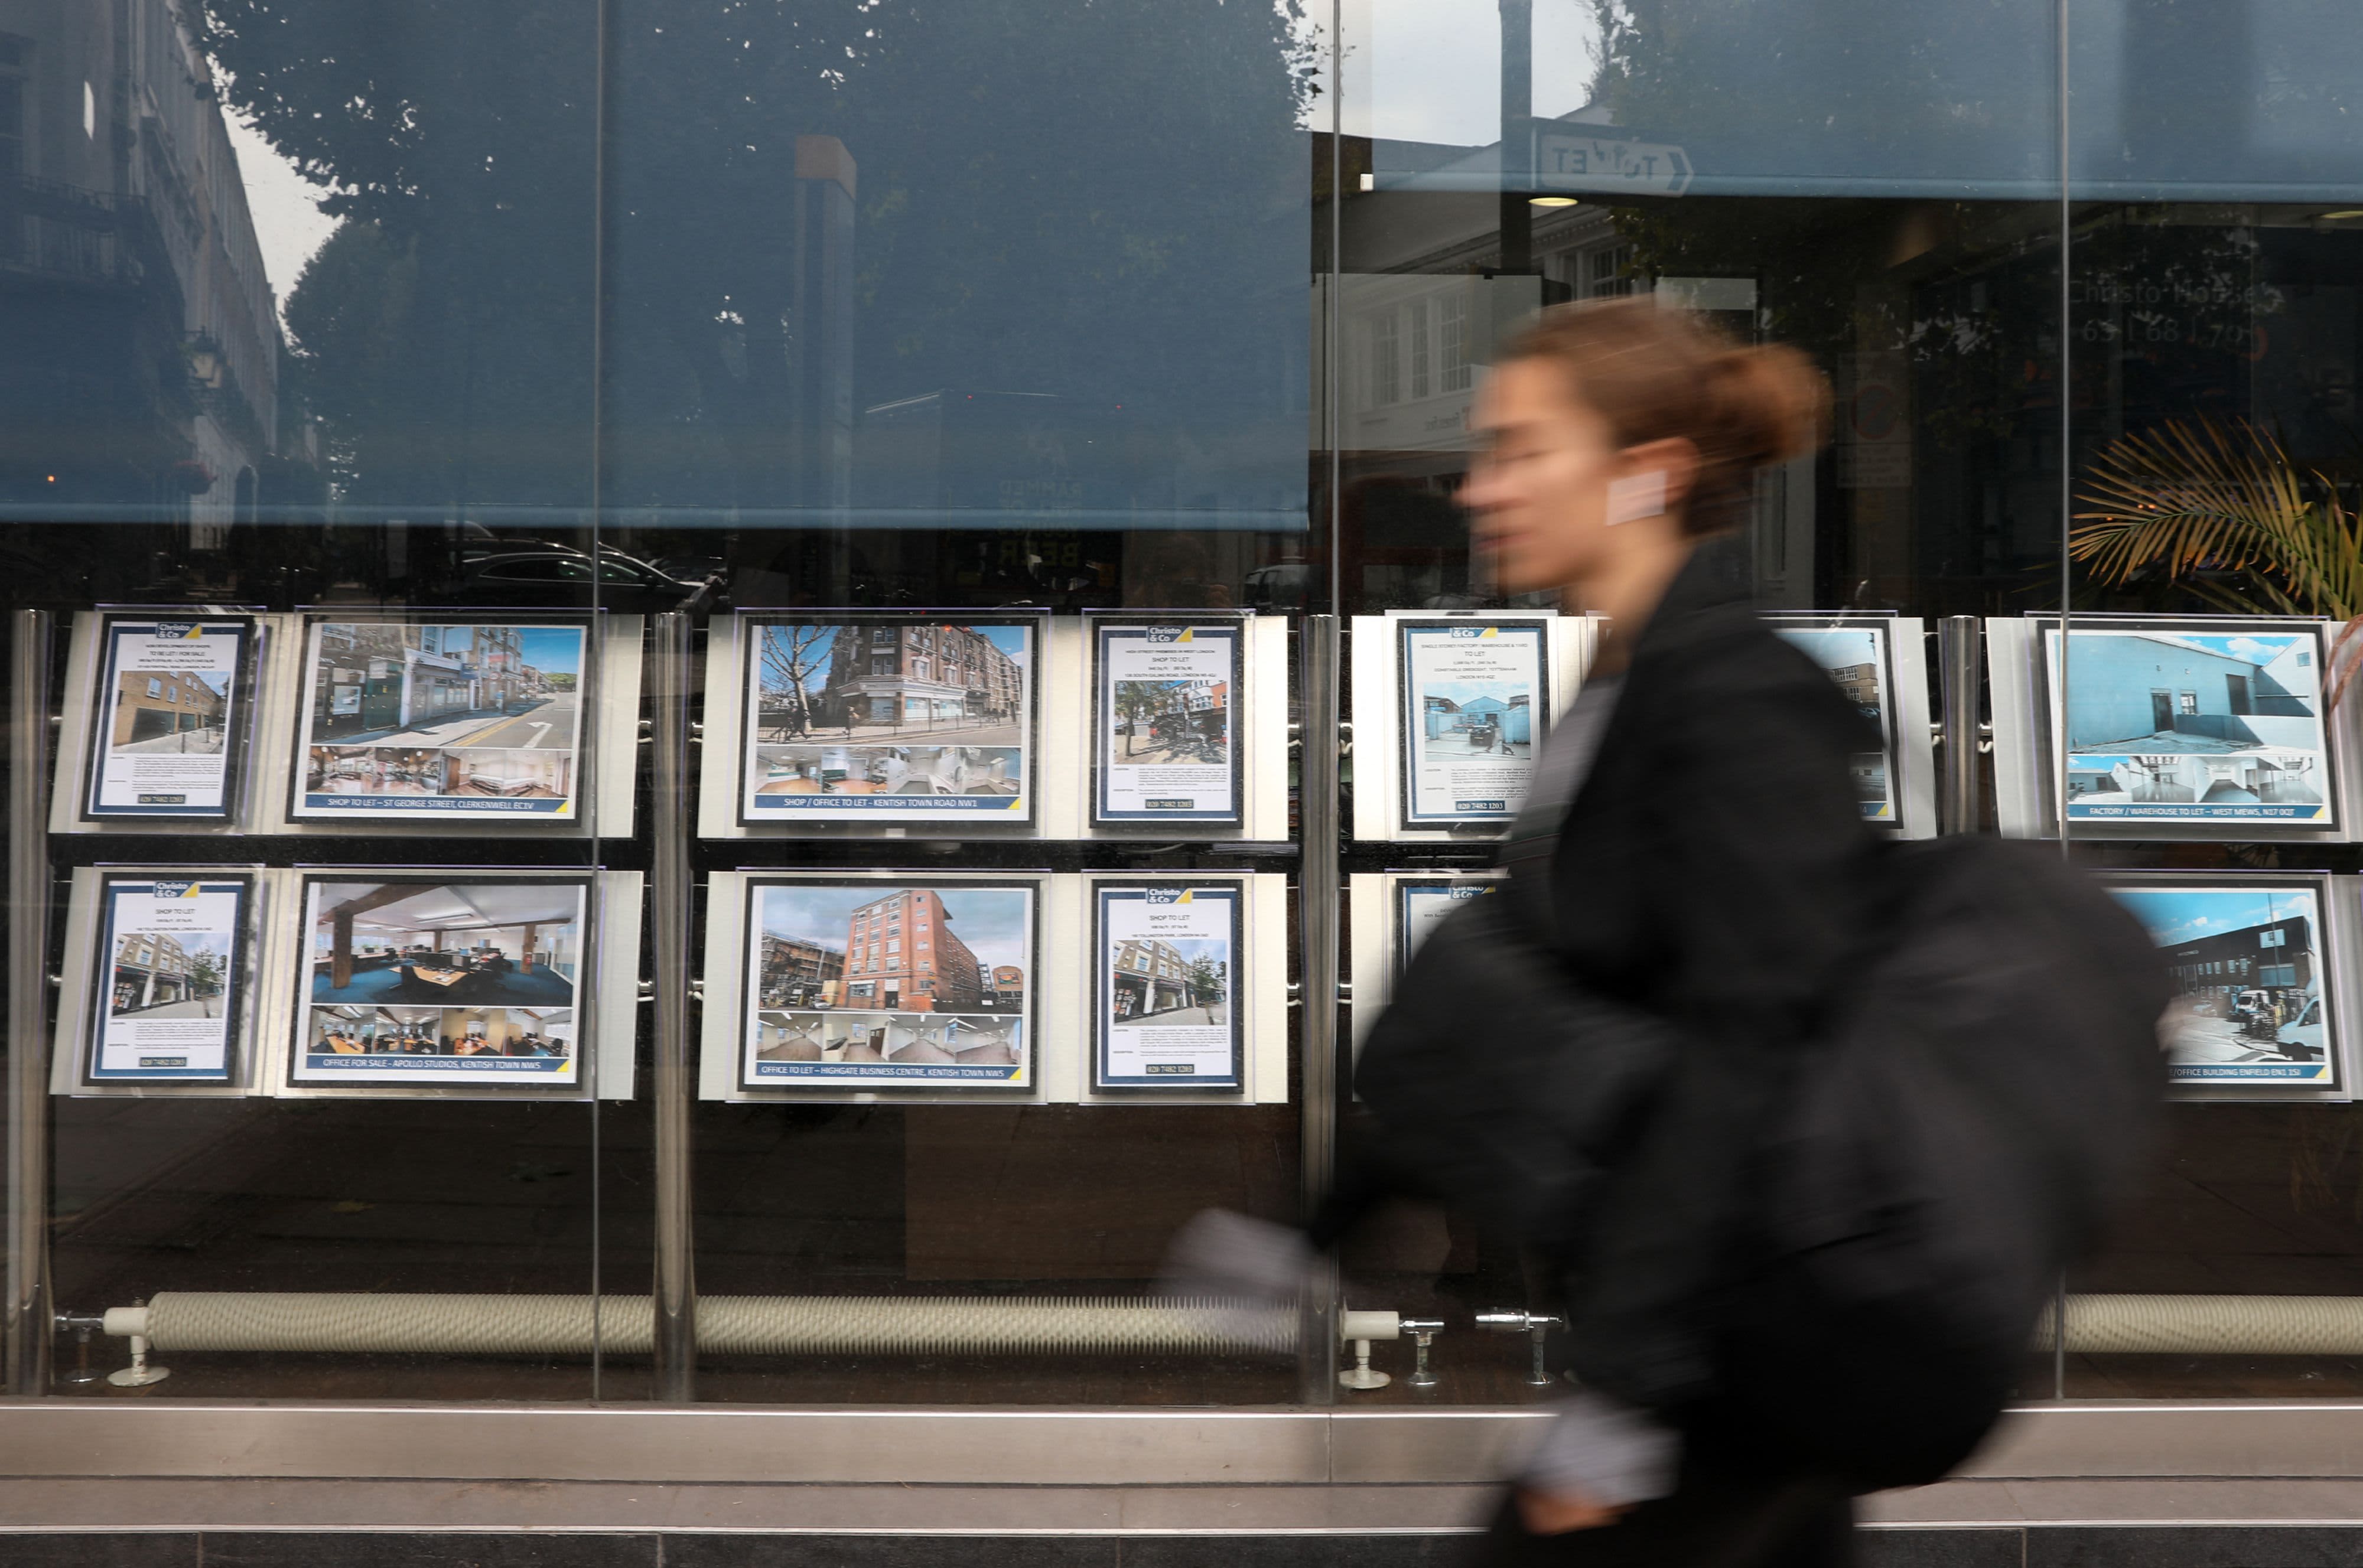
[[1503, 296, 1830, 536]]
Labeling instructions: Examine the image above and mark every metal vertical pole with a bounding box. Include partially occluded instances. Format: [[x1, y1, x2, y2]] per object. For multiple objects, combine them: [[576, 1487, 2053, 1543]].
[[1296, 614, 1342, 1403], [8, 609, 53, 1396], [649, 611, 696, 1401], [1937, 616, 1984, 836], [2054, 0, 2075, 1404], [1498, 0, 1534, 274]]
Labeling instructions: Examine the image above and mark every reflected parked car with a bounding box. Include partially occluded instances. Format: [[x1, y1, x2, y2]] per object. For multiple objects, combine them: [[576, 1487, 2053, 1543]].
[[456, 545, 722, 615]]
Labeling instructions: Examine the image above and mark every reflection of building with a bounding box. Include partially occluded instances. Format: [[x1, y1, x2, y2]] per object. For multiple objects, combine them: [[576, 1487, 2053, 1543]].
[[112, 667, 225, 744], [1111, 937, 1189, 1018], [312, 624, 542, 738], [1827, 662, 1880, 707], [0, 0, 284, 536], [840, 889, 982, 1011], [113, 932, 208, 1010], [821, 624, 1023, 725], [761, 935, 847, 1005], [2160, 914, 2315, 1010]]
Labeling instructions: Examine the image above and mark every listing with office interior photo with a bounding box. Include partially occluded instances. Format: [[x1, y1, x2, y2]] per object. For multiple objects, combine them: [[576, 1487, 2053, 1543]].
[[740, 878, 1035, 1088], [2049, 625, 2334, 827], [1095, 882, 1242, 1088], [86, 615, 251, 819], [1398, 620, 1548, 826], [740, 617, 1035, 824], [89, 873, 250, 1083], [292, 620, 588, 821], [292, 877, 587, 1086]]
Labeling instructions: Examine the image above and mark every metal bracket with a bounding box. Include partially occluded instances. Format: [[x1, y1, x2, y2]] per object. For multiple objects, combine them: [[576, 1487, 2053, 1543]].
[[1477, 1309, 1564, 1387]]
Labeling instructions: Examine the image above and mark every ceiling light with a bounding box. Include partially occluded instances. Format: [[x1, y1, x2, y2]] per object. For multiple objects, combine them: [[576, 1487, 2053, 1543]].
[[2320, 210, 2363, 220], [1529, 195, 1580, 207]]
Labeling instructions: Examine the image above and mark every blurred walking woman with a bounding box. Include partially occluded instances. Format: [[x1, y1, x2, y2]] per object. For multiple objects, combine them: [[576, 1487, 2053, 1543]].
[[1395, 299, 1876, 1565]]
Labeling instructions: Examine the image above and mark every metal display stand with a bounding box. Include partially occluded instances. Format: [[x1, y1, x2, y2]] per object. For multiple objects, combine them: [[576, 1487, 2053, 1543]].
[[1988, 614, 2361, 843]]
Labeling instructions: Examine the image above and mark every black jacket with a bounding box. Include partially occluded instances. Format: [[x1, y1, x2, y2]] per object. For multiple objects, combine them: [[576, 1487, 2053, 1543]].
[[1347, 554, 1887, 1414]]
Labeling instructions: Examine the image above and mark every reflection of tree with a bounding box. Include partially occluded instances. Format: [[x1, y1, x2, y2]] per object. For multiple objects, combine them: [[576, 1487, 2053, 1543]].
[[1185, 953, 1226, 1006], [758, 625, 835, 737], [198, 1, 1314, 525], [185, 951, 227, 1000]]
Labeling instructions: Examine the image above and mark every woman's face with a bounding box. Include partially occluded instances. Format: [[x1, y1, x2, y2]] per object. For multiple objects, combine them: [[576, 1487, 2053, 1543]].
[[1460, 356, 1636, 598]]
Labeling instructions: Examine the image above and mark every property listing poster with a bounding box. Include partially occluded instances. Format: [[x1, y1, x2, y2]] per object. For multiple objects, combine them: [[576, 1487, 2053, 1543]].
[[1092, 621, 1242, 824], [1398, 620, 1549, 826], [1094, 882, 1244, 1089], [88, 873, 251, 1082], [739, 878, 1036, 1090], [292, 620, 589, 822], [2048, 624, 2335, 828], [85, 615, 252, 819], [2108, 879, 2336, 1088], [292, 875, 588, 1088], [1394, 879, 1497, 978], [740, 616, 1037, 825], [1769, 621, 1897, 824]]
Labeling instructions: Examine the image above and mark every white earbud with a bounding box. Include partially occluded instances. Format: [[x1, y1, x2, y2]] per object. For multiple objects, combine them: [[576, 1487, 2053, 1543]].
[[1604, 471, 1668, 526]]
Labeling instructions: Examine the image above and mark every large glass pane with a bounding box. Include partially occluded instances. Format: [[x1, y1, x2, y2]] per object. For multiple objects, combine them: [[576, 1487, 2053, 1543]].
[[4, 0, 625, 1400], [600, 0, 1317, 1403], [1328, 0, 2066, 1403], [2062, 0, 2363, 1399]]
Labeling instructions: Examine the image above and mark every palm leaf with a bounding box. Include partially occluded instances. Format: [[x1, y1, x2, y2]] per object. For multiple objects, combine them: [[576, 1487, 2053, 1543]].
[[2071, 416, 2363, 708]]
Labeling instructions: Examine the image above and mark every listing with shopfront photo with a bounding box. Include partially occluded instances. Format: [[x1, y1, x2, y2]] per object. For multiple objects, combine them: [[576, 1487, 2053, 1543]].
[[292, 620, 587, 819], [86, 873, 251, 1083], [84, 614, 253, 818]]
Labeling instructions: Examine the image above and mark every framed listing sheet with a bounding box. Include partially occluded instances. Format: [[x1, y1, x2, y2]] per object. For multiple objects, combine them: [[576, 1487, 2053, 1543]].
[[739, 614, 1039, 826], [738, 876, 1037, 1089], [1395, 878, 1498, 978], [291, 617, 590, 822], [1396, 619, 1550, 827], [85, 873, 253, 1083], [1091, 618, 1244, 824], [1768, 619, 1902, 826], [1093, 881, 1244, 1089], [2045, 620, 2335, 829], [2106, 875, 2339, 1091], [291, 874, 590, 1088], [83, 614, 254, 820]]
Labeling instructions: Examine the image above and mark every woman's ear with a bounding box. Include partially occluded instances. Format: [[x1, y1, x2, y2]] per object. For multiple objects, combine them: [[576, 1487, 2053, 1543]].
[[1612, 438, 1700, 523]]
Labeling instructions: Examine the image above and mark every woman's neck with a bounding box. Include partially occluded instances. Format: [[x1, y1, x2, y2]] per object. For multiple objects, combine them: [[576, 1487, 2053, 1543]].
[[1563, 534, 1694, 668]]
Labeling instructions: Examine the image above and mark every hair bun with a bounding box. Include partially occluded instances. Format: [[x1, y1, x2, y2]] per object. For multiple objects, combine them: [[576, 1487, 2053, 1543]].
[[1706, 344, 1830, 471]]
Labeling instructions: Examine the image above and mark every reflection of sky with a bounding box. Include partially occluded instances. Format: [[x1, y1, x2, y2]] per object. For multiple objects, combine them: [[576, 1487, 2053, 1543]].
[[515, 626, 584, 675], [760, 885, 1031, 970], [2111, 886, 2315, 948], [1776, 628, 1879, 671], [1421, 679, 1526, 705]]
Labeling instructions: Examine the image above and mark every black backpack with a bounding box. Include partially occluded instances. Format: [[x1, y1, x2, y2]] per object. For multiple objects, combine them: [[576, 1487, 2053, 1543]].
[[1356, 835, 2169, 1491]]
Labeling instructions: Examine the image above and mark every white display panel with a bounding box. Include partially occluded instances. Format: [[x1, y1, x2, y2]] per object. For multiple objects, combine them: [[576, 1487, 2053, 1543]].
[[53, 865, 268, 1098], [1763, 614, 1937, 839], [1349, 612, 1594, 844], [1346, 871, 1503, 1059], [699, 871, 1289, 1105], [2101, 871, 2358, 1102], [699, 613, 1290, 840], [1989, 615, 2360, 842]]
